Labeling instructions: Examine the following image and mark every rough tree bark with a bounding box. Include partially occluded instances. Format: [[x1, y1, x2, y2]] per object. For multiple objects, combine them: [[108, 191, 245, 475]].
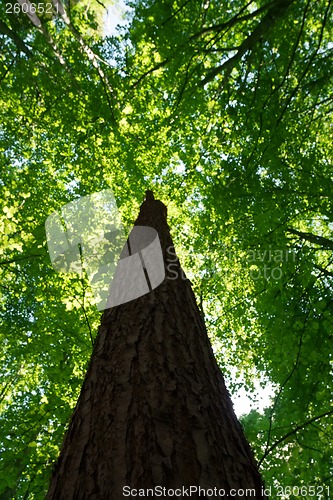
[[47, 192, 268, 499]]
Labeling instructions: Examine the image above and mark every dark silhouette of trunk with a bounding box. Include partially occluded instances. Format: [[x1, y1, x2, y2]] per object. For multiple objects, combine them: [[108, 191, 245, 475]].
[[47, 192, 268, 499]]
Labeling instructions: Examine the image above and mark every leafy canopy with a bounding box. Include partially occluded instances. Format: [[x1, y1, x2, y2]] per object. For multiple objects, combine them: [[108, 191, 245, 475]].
[[0, 0, 332, 497]]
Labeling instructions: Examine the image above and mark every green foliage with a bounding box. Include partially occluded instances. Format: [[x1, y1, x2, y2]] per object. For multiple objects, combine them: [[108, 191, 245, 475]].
[[0, 0, 332, 497]]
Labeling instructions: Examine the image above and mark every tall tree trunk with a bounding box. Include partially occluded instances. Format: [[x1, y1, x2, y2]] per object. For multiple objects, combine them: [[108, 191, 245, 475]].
[[47, 192, 267, 499]]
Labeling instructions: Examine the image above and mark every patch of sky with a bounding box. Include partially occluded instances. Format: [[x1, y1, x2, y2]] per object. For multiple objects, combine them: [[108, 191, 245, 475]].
[[103, 0, 132, 36]]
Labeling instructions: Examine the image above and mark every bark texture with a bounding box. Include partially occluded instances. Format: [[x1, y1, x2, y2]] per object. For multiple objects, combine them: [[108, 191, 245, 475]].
[[47, 192, 267, 499]]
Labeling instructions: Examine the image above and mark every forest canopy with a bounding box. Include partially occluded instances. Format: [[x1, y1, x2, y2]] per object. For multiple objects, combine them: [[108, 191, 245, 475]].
[[0, 0, 332, 497]]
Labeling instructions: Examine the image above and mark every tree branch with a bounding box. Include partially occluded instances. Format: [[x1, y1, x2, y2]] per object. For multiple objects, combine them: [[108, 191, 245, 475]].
[[259, 409, 333, 466], [0, 254, 42, 266], [0, 19, 32, 57], [275, 0, 331, 128], [191, 0, 277, 40], [51, 0, 116, 120], [314, 264, 333, 278], [201, 0, 296, 86], [287, 228, 333, 249], [130, 58, 169, 90]]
